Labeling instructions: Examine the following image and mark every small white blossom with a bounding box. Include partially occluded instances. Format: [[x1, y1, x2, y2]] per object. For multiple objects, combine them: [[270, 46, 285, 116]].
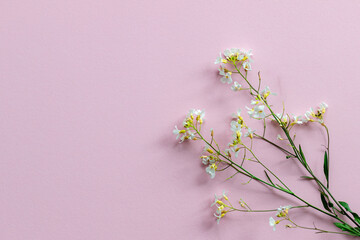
[[173, 125, 187, 142], [232, 109, 242, 119], [224, 48, 240, 59], [319, 102, 328, 111], [292, 115, 307, 125], [251, 99, 260, 105], [242, 61, 252, 71], [212, 191, 229, 224], [211, 193, 221, 207], [277, 205, 291, 214], [244, 128, 255, 138], [275, 113, 289, 125], [277, 134, 284, 140], [230, 121, 242, 140], [204, 145, 214, 154], [261, 86, 276, 99], [247, 105, 266, 119], [219, 67, 233, 84], [237, 49, 253, 62], [269, 217, 277, 231], [231, 81, 242, 91], [188, 109, 205, 123], [173, 125, 181, 138], [214, 52, 226, 64], [230, 146, 241, 158], [206, 163, 217, 179]]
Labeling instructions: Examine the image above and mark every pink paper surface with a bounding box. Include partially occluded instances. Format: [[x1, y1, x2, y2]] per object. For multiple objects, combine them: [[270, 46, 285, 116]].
[[1, 0, 360, 239]]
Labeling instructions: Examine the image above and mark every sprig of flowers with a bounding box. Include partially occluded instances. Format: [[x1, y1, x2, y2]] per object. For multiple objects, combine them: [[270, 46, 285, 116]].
[[173, 48, 360, 237]]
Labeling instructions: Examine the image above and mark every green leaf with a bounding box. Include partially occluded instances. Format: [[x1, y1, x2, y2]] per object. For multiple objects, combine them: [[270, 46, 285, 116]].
[[276, 184, 293, 194], [320, 193, 331, 212], [323, 151, 329, 185], [333, 222, 359, 234], [338, 201, 360, 225], [298, 145, 306, 163], [264, 170, 274, 185], [339, 201, 352, 212], [300, 176, 314, 180], [352, 212, 360, 225]]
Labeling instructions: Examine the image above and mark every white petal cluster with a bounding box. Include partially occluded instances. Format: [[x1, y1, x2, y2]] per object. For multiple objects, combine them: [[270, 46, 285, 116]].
[[206, 163, 217, 179], [290, 102, 329, 126], [246, 105, 266, 119], [304, 102, 328, 124], [173, 109, 206, 143], [244, 128, 255, 138], [212, 191, 230, 224], [231, 81, 242, 91], [215, 48, 254, 90], [219, 66, 233, 84], [261, 86, 276, 99]]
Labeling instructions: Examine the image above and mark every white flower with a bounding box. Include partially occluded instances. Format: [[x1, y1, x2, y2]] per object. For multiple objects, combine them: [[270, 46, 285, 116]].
[[251, 99, 260, 105], [231, 81, 242, 91], [173, 125, 186, 142], [224, 48, 240, 59], [188, 109, 205, 123], [237, 49, 253, 62], [277, 134, 283, 140], [204, 145, 214, 154], [277, 205, 291, 214], [201, 155, 215, 165], [230, 146, 241, 158], [242, 61, 252, 71], [173, 125, 181, 138], [269, 217, 277, 231], [201, 156, 210, 165], [232, 109, 242, 119], [304, 111, 312, 121], [222, 190, 229, 200], [206, 163, 217, 179], [319, 102, 328, 111], [292, 115, 307, 125], [247, 105, 266, 119], [211, 193, 221, 207], [230, 121, 242, 140], [219, 67, 233, 84], [186, 130, 196, 140], [277, 205, 291, 217], [275, 113, 289, 125], [214, 52, 226, 64], [212, 191, 229, 224], [261, 86, 276, 99], [244, 128, 255, 138]]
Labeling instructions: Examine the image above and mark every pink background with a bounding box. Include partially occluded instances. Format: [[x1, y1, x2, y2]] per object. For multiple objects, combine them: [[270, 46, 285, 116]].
[[1, 0, 360, 239]]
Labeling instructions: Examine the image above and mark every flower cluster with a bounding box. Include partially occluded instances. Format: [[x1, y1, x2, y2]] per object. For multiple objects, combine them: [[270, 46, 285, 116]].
[[215, 48, 253, 91], [202, 144, 220, 179], [269, 205, 292, 231], [228, 109, 255, 157], [211, 191, 232, 224], [173, 109, 205, 142], [305, 102, 329, 124]]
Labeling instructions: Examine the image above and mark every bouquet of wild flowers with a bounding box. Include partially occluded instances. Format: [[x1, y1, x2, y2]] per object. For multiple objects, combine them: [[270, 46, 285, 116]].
[[173, 48, 360, 237]]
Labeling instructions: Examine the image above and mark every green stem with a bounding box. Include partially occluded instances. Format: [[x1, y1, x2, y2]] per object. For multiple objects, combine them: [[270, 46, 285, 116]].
[[253, 133, 296, 157]]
